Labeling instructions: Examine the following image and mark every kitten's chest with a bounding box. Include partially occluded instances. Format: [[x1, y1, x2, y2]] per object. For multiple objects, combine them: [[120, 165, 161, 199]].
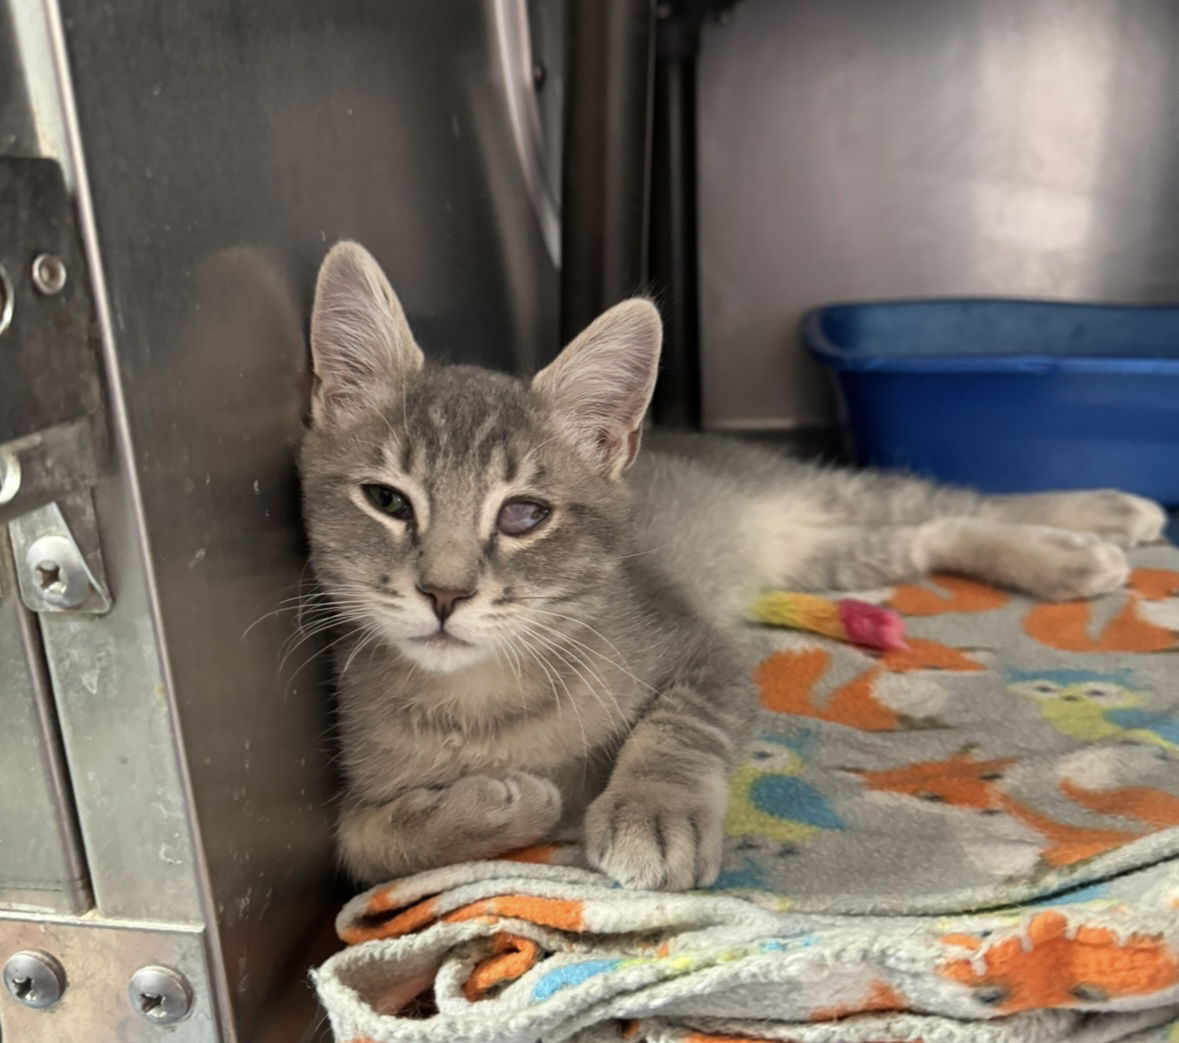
[[420, 710, 598, 776], [390, 691, 627, 789], [344, 648, 640, 798]]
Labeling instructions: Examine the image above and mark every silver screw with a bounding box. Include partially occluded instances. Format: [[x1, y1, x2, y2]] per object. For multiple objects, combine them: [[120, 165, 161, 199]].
[[128, 965, 193, 1025], [3, 951, 66, 1009], [31, 253, 67, 295], [24, 534, 90, 609]]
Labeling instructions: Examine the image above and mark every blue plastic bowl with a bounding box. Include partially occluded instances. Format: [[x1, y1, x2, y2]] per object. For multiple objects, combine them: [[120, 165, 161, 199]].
[[802, 299, 1179, 505]]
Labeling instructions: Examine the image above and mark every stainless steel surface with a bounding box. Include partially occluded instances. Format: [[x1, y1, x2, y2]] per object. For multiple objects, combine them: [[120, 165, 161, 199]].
[[2, 950, 66, 1009], [30, 252, 65, 295], [6, 0, 210, 934], [128, 964, 193, 1026], [35, 586, 206, 924], [0, 914, 214, 1041], [698, 0, 1179, 431], [2, 0, 563, 1036], [4, 0, 563, 1037], [0, 536, 89, 915], [4, 1, 70, 170]]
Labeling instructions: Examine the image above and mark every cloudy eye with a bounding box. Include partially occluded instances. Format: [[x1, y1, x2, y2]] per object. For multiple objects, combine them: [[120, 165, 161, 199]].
[[497, 498, 550, 536], [363, 484, 413, 521]]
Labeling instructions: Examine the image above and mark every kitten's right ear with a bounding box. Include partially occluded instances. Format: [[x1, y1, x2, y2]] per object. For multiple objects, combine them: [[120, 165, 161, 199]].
[[309, 241, 423, 423]]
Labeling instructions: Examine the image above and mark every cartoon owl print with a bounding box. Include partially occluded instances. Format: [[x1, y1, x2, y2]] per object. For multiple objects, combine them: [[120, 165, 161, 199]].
[[1007, 668, 1179, 754]]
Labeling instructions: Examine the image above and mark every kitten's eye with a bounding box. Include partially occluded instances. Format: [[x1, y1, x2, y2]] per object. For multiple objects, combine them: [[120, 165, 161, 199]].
[[363, 484, 414, 521], [497, 498, 550, 536]]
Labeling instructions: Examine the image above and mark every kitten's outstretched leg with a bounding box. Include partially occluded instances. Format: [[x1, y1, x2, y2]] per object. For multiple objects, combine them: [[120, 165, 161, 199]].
[[337, 772, 562, 883], [802, 519, 1128, 601], [980, 490, 1166, 547], [779, 462, 1165, 547]]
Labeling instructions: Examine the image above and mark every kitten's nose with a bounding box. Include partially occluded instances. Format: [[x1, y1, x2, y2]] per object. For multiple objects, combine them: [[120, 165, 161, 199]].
[[416, 585, 475, 623]]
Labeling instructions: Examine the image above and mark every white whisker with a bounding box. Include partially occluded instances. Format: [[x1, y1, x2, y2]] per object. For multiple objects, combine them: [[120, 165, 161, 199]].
[[522, 609, 657, 697], [516, 630, 589, 782], [284, 625, 359, 682], [341, 626, 382, 676], [516, 619, 625, 735]]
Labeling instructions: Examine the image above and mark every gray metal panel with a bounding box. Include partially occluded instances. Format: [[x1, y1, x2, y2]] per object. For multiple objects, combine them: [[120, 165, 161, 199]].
[[2, 0, 208, 933], [45, 0, 558, 1035], [2, 0, 208, 931], [33, 522, 206, 928], [0, 542, 89, 914], [697, 0, 1179, 430], [0, 0, 119, 923], [3, 0, 559, 1034], [0, 1, 35, 155]]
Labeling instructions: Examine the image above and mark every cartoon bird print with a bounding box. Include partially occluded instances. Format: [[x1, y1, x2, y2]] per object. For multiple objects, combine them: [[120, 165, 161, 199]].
[[1007, 668, 1179, 755], [726, 732, 845, 844]]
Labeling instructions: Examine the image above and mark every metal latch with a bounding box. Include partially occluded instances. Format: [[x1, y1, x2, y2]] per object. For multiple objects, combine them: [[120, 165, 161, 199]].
[[0, 157, 110, 614], [0, 157, 106, 525]]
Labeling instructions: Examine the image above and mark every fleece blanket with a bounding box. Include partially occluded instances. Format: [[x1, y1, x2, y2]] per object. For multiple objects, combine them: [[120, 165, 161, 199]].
[[313, 545, 1179, 1043]]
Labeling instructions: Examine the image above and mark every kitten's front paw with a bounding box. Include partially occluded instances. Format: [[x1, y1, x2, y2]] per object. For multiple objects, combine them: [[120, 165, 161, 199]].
[[1019, 528, 1128, 601], [584, 777, 726, 891], [449, 772, 564, 844]]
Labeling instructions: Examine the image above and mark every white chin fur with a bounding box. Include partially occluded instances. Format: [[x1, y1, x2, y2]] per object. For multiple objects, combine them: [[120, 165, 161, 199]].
[[395, 638, 490, 674]]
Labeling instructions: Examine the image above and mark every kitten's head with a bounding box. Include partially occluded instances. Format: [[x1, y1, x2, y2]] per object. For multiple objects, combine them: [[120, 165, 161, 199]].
[[299, 242, 661, 674]]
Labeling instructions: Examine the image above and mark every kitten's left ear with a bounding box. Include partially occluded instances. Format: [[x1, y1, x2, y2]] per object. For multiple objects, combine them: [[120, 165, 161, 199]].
[[532, 299, 662, 478], [309, 241, 424, 423]]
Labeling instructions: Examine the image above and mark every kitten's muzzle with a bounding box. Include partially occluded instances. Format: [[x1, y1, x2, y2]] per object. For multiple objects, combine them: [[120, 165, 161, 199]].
[[416, 584, 476, 623]]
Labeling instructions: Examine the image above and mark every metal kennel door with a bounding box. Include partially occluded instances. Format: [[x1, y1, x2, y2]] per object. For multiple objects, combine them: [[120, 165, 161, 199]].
[[0, 1, 560, 1039]]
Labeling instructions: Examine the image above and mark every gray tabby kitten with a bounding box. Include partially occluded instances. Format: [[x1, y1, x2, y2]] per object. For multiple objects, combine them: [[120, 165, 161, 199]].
[[300, 242, 1166, 891]]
